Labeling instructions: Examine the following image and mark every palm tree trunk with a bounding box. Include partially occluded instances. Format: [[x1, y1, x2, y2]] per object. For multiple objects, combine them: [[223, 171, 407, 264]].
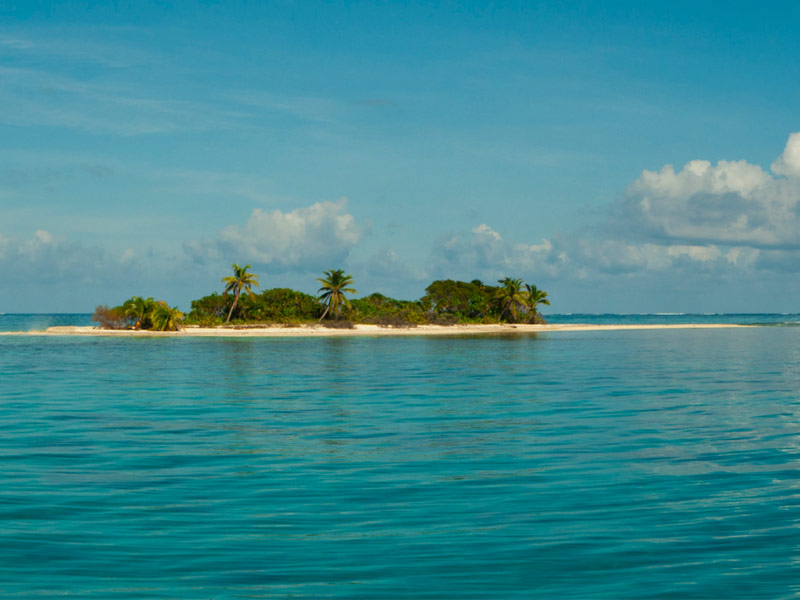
[[499, 303, 509, 322], [318, 304, 330, 322], [225, 289, 240, 323]]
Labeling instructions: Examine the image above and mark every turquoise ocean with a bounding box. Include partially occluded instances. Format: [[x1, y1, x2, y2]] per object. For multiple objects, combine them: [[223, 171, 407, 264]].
[[2, 314, 800, 598]]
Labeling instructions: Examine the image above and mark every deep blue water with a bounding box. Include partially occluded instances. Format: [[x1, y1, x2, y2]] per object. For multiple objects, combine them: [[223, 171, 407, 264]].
[[545, 313, 800, 326], [2, 319, 800, 597]]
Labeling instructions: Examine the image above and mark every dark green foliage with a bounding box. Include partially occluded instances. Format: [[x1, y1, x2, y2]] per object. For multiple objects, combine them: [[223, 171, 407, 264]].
[[151, 302, 184, 331], [495, 277, 527, 322], [421, 279, 500, 322], [222, 263, 259, 323], [350, 293, 426, 325], [190, 292, 228, 317], [185, 288, 321, 325], [122, 296, 157, 330], [317, 269, 357, 321], [187, 314, 224, 327], [105, 274, 550, 329], [184, 293, 228, 326], [254, 288, 322, 322], [524, 283, 550, 324]]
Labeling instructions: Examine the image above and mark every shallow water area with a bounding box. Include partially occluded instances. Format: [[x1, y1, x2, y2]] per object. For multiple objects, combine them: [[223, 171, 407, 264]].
[[0, 313, 93, 332], [2, 322, 800, 598]]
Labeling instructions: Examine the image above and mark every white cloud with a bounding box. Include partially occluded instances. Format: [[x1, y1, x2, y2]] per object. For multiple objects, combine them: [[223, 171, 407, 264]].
[[566, 238, 745, 278], [617, 133, 800, 249], [431, 223, 557, 280], [771, 132, 800, 177], [191, 199, 362, 272], [404, 133, 800, 291]]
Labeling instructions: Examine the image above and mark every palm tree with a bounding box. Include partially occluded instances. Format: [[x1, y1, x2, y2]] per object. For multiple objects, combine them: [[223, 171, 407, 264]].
[[495, 277, 528, 322], [317, 269, 358, 321], [525, 283, 550, 322], [123, 296, 156, 330], [222, 263, 260, 323], [151, 302, 184, 331]]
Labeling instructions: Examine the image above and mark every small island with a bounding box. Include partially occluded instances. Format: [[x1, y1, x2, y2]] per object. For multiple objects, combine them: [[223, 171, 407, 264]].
[[90, 264, 553, 332], [0, 264, 749, 337]]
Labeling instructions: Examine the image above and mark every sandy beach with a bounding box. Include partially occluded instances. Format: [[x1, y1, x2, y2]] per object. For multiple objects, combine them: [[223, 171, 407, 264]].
[[0, 323, 752, 337]]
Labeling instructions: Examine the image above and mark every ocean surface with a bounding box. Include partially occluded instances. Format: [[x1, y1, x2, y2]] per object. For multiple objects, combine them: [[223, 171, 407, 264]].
[[2, 315, 800, 598], [2, 312, 800, 332]]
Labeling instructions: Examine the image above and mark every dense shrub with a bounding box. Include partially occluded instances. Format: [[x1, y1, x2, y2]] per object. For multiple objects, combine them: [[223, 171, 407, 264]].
[[109, 276, 550, 330], [186, 288, 321, 324], [186, 314, 224, 327], [420, 279, 501, 322], [94, 296, 182, 331], [351, 293, 426, 324], [91, 305, 130, 329], [186, 293, 228, 324], [257, 288, 322, 322]]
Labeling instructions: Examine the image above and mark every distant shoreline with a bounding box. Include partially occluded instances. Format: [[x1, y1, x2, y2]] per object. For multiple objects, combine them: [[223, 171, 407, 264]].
[[0, 323, 754, 337]]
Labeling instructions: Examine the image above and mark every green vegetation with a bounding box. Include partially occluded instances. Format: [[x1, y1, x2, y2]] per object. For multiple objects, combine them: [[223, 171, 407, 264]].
[[222, 263, 259, 323], [151, 302, 184, 331], [525, 283, 550, 324], [317, 269, 358, 321], [124, 296, 157, 330], [96, 267, 551, 330], [420, 279, 499, 321], [185, 288, 320, 327], [93, 296, 184, 331], [350, 293, 426, 327], [495, 277, 527, 322]]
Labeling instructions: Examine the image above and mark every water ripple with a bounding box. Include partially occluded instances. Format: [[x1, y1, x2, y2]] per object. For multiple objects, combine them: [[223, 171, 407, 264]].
[[2, 330, 800, 597]]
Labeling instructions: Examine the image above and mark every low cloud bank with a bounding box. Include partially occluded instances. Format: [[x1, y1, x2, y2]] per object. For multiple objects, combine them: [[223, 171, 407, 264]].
[[185, 198, 361, 273], [433, 132, 800, 288], [7, 135, 800, 312]]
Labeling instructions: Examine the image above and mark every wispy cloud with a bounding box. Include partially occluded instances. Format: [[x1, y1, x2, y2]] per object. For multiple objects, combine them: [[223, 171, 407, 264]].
[[0, 65, 237, 135], [230, 92, 347, 124], [0, 28, 157, 68], [0, 25, 244, 137], [149, 168, 280, 205]]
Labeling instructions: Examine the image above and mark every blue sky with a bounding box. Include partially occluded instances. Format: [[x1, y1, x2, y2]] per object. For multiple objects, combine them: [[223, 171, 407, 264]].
[[3, 1, 800, 312]]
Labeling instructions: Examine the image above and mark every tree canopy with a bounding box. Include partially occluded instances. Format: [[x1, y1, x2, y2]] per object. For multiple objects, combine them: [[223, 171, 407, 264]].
[[317, 269, 358, 321], [495, 277, 528, 322], [222, 263, 259, 323], [98, 265, 551, 330]]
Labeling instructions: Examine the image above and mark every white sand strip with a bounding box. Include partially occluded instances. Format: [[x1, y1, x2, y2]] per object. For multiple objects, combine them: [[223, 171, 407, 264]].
[[0, 323, 753, 337]]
